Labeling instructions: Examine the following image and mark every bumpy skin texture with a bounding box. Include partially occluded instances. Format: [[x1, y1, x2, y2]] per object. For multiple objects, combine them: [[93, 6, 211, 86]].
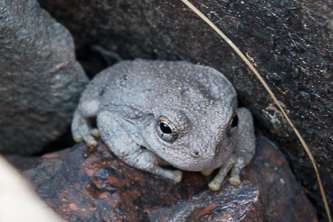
[[72, 60, 255, 190]]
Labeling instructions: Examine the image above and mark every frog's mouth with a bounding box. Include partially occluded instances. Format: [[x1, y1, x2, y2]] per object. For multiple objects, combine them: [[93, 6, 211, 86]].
[[159, 153, 219, 172]]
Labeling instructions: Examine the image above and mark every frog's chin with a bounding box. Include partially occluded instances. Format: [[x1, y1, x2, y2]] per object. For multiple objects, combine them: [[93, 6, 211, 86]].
[[160, 156, 220, 172], [170, 163, 215, 172]]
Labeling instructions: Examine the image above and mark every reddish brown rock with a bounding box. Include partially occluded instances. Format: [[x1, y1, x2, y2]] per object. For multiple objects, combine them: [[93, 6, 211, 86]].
[[246, 137, 318, 222], [15, 144, 263, 221], [7, 135, 316, 221]]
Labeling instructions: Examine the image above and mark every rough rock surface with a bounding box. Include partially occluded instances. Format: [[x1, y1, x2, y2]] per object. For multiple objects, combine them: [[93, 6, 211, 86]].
[[0, 0, 88, 154], [7, 136, 317, 221], [37, 0, 333, 215], [247, 137, 318, 222]]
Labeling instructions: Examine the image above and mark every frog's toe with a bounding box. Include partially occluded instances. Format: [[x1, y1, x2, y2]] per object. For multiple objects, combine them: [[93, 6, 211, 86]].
[[173, 170, 183, 183], [86, 138, 97, 152], [201, 169, 214, 176], [74, 132, 97, 153], [208, 180, 221, 191], [73, 135, 83, 143], [228, 176, 241, 186], [90, 128, 100, 137], [72, 129, 84, 143]]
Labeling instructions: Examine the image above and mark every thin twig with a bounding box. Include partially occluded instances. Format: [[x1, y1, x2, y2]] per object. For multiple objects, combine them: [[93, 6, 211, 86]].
[[179, 0, 332, 221]]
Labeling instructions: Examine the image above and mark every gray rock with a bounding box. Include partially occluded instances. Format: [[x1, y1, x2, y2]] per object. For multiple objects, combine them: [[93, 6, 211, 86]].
[[0, 0, 88, 154], [37, 0, 333, 217]]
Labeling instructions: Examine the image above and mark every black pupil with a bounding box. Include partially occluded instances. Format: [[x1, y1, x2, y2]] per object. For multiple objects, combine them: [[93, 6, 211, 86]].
[[231, 114, 238, 128], [160, 123, 172, 134]]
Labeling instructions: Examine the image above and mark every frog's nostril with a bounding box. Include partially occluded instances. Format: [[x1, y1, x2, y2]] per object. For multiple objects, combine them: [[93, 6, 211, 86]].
[[191, 149, 201, 158]]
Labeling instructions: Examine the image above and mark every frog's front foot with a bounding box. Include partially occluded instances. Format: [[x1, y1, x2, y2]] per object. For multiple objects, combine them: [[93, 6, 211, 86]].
[[208, 175, 241, 191], [208, 180, 222, 191], [201, 169, 214, 176], [172, 170, 183, 183], [228, 176, 241, 186], [72, 110, 100, 153], [157, 168, 183, 182], [73, 127, 98, 152], [73, 131, 98, 149], [207, 155, 245, 191], [90, 128, 100, 137]]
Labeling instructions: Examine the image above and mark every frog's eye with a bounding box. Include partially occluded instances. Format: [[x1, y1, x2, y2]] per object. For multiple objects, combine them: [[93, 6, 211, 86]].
[[227, 112, 238, 136], [156, 116, 179, 142]]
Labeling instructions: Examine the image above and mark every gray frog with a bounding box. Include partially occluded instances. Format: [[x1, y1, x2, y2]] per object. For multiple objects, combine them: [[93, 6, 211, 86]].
[[72, 60, 255, 191]]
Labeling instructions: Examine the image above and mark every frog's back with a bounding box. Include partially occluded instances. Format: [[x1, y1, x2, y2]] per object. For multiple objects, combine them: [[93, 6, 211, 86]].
[[98, 60, 237, 115]]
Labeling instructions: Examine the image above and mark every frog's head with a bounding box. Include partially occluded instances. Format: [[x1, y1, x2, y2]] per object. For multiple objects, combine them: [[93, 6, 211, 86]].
[[141, 100, 240, 171]]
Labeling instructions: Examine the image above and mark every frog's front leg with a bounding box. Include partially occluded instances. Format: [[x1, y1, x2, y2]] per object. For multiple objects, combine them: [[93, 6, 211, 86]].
[[72, 100, 101, 152], [97, 111, 183, 182], [209, 108, 255, 191]]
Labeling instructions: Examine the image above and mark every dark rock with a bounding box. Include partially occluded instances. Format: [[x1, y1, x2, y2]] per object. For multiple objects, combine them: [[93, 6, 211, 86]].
[[7, 135, 316, 221], [0, 0, 88, 154], [17, 144, 264, 221], [247, 137, 318, 222], [37, 0, 333, 215]]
